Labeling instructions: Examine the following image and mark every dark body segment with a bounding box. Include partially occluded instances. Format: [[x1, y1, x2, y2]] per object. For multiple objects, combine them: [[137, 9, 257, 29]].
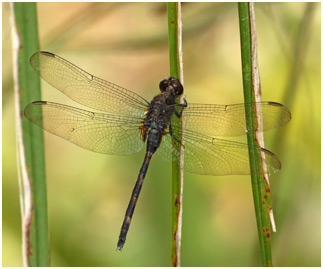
[[117, 151, 152, 250]]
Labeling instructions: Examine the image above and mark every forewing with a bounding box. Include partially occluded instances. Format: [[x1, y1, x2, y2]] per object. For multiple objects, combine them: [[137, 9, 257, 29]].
[[24, 101, 145, 155], [182, 102, 291, 136], [30, 52, 149, 116], [158, 129, 281, 176]]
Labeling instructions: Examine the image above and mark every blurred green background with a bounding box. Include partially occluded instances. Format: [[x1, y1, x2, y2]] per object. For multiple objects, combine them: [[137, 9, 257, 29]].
[[3, 2, 320, 266]]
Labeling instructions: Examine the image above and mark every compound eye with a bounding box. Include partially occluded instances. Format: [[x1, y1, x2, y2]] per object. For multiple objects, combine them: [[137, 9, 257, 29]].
[[171, 78, 183, 96], [159, 79, 168, 92], [175, 84, 183, 96]]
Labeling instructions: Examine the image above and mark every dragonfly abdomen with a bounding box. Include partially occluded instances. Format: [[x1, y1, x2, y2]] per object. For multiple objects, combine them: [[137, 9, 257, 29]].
[[146, 128, 164, 153], [117, 151, 153, 250]]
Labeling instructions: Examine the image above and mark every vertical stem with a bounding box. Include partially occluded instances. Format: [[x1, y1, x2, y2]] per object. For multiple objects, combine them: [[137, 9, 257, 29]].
[[12, 3, 49, 266], [238, 3, 273, 267], [167, 2, 184, 267]]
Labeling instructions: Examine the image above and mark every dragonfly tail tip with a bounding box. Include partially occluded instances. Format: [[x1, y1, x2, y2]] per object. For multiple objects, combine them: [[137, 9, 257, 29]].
[[116, 241, 125, 251]]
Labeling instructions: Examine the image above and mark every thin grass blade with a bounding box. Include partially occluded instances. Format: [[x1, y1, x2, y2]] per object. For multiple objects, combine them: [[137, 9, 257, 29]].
[[238, 3, 273, 266], [12, 3, 49, 266], [167, 2, 184, 267]]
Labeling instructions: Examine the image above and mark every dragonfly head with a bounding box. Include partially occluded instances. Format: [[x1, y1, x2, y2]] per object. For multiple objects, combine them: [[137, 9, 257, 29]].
[[159, 77, 183, 97]]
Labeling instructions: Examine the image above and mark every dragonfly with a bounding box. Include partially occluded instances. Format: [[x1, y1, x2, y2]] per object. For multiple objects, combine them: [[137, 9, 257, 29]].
[[24, 51, 291, 250]]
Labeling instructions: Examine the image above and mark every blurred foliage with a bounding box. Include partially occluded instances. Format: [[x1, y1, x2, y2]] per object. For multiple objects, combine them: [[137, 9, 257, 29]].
[[3, 2, 320, 266]]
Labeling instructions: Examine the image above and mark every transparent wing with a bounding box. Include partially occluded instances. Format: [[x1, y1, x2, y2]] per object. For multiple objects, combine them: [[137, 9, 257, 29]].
[[24, 101, 145, 155], [181, 102, 291, 136], [30, 51, 149, 117], [157, 129, 281, 176]]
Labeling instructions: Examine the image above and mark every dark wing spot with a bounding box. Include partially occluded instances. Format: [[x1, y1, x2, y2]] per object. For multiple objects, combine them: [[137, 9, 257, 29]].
[[40, 51, 55, 57], [32, 101, 47, 105]]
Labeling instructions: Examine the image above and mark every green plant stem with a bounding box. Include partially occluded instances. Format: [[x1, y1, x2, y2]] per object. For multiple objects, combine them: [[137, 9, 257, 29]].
[[167, 2, 183, 267], [13, 3, 49, 266], [238, 3, 273, 267]]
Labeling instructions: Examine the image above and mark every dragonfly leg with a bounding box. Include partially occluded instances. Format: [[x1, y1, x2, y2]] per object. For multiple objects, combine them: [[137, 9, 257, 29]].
[[174, 99, 187, 118], [117, 151, 153, 250], [169, 98, 187, 147]]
